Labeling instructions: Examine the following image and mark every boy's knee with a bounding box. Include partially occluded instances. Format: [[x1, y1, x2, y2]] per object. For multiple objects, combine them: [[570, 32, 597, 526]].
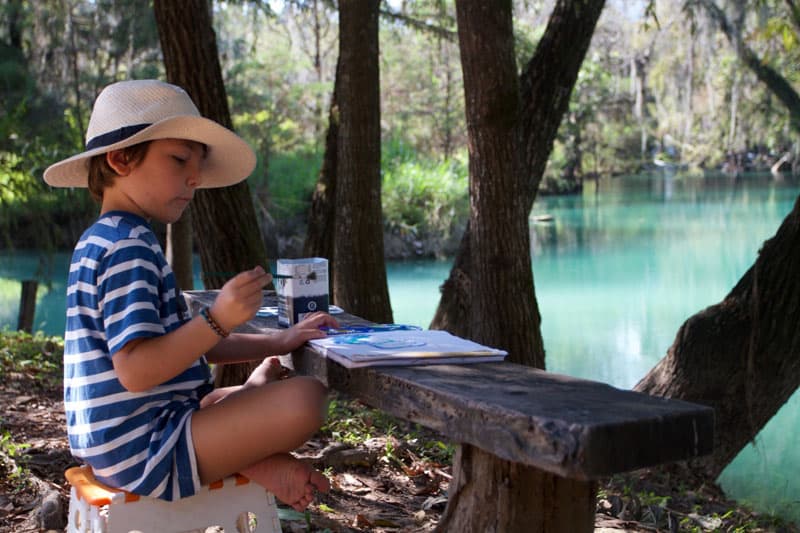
[[292, 375, 326, 396], [291, 377, 328, 425]]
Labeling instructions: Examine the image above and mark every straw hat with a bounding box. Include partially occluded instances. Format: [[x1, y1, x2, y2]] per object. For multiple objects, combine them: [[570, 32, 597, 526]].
[[43, 79, 256, 188]]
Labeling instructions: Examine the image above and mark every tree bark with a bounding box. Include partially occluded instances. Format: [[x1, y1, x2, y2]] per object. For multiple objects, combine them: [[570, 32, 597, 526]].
[[454, 0, 539, 365], [437, 1, 605, 529], [437, 445, 597, 533], [155, 0, 267, 287], [303, 59, 340, 293], [6, 0, 23, 50], [154, 0, 267, 387], [166, 207, 194, 290], [332, 0, 393, 323], [17, 280, 37, 333], [431, 0, 606, 370], [633, 0, 800, 477], [636, 195, 800, 477]]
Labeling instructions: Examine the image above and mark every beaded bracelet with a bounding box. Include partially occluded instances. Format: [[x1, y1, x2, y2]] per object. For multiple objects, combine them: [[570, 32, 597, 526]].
[[200, 306, 230, 338]]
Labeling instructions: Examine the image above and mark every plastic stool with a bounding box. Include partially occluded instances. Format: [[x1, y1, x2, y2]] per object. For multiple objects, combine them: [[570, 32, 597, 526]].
[[65, 465, 282, 533]]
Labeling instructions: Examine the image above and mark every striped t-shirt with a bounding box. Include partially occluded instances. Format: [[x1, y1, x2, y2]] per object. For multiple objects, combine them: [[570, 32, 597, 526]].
[[63, 211, 212, 501]]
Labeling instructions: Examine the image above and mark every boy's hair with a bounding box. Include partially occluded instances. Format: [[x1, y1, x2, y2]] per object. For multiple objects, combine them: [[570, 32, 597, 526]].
[[87, 142, 151, 202]]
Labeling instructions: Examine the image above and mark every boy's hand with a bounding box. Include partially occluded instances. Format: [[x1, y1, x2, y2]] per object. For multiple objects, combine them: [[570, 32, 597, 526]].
[[210, 266, 271, 332], [277, 312, 340, 353]]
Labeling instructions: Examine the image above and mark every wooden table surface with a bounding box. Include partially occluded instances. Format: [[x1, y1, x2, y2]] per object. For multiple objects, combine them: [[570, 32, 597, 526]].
[[184, 290, 714, 480]]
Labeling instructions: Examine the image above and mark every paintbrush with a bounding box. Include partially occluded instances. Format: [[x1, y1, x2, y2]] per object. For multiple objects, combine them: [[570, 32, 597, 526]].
[[200, 271, 295, 279]]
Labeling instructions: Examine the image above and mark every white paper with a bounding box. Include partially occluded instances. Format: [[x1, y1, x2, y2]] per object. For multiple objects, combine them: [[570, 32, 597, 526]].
[[308, 329, 507, 368]]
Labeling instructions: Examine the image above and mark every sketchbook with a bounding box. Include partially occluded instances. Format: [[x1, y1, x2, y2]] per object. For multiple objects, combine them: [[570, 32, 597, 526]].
[[308, 329, 507, 369]]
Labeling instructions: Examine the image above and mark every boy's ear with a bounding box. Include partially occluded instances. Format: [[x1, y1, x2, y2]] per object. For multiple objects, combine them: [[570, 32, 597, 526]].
[[106, 150, 131, 176]]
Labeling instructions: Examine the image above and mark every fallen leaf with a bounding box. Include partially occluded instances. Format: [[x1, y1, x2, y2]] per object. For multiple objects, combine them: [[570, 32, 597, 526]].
[[353, 513, 373, 528]]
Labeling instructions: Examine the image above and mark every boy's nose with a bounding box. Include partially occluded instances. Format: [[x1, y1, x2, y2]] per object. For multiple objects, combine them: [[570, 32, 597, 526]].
[[186, 161, 202, 188]]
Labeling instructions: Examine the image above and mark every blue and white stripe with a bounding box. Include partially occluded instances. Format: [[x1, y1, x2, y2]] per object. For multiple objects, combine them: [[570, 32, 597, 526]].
[[64, 211, 212, 501]]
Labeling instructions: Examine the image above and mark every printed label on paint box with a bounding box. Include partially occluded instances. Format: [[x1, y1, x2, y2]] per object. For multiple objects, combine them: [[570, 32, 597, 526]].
[[276, 258, 329, 327]]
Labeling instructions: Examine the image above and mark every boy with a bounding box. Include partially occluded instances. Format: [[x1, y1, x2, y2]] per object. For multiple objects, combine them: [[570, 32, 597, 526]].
[[44, 79, 335, 510]]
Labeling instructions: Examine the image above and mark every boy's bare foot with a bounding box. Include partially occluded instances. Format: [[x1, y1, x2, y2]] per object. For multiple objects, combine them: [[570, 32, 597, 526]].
[[242, 453, 330, 511]]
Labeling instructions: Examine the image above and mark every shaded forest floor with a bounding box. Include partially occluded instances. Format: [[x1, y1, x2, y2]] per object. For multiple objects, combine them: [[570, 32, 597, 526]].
[[1, 336, 798, 532]]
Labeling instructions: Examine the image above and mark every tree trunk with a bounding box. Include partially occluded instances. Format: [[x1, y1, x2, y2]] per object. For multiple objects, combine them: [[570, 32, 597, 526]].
[[431, 0, 606, 370], [635, 0, 800, 477], [430, 223, 471, 338], [437, 445, 597, 533], [154, 0, 266, 287], [66, 4, 84, 136], [636, 195, 800, 477], [694, 0, 800, 134], [454, 0, 538, 364], [6, 0, 22, 50], [332, 0, 393, 323], [437, 1, 605, 528], [154, 0, 267, 387], [632, 54, 648, 161], [303, 59, 340, 294], [166, 208, 194, 290], [683, 35, 695, 147], [16, 280, 37, 334], [728, 71, 739, 150]]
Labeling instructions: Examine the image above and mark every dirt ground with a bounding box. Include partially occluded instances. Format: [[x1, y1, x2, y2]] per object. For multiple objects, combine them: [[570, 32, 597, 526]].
[[1, 363, 798, 533]]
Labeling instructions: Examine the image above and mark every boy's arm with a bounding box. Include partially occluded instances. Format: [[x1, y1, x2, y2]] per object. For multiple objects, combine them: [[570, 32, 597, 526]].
[[113, 316, 223, 392], [205, 312, 340, 364], [113, 267, 270, 392]]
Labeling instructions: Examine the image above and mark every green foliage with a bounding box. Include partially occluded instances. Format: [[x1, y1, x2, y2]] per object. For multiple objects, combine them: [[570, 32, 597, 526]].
[[0, 140, 96, 250], [321, 394, 454, 464], [245, 140, 470, 247], [322, 396, 384, 446], [749, 1, 800, 86], [0, 430, 31, 489], [0, 330, 63, 388], [221, 3, 336, 156], [0, 431, 30, 461], [254, 149, 322, 219], [379, 5, 465, 158], [2, 0, 799, 257], [638, 490, 670, 507], [381, 138, 468, 246], [0, 45, 96, 250], [0, 331, 62, 492]]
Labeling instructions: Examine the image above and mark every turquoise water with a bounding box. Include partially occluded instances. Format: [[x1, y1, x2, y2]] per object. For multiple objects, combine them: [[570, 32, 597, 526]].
[[2, 172, 799, 523]]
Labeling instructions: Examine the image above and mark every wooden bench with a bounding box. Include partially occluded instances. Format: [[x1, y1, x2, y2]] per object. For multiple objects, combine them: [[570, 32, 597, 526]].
[[185, 290, 714, 532]]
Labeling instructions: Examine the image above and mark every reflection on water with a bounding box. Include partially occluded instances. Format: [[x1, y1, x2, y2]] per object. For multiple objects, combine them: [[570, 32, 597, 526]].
[[389, 173, 800, 524], [1, 173, 799, 523], [0, 254, 69, 336]]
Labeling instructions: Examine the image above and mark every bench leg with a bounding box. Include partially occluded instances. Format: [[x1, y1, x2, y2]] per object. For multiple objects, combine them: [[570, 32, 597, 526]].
[[437, 444, 597, 533]]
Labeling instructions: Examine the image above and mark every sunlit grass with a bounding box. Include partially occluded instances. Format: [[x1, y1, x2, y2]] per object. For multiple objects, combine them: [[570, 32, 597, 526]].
[[0, 330, 63, 389], [321, 393, 454, 465]]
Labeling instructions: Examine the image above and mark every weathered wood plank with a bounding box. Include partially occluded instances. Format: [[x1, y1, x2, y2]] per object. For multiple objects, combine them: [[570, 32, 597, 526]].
[[319, 359, 712, 479], [185, 290, 714, 480]]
